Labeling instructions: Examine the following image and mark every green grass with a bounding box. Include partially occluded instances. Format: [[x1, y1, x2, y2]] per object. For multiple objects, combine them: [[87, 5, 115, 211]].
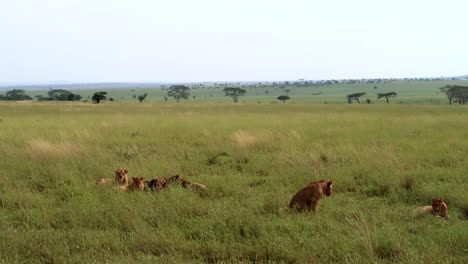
[[0, 102, 467, 263]]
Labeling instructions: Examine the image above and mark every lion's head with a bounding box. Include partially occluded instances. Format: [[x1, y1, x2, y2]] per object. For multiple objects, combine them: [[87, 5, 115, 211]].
[[132, 177, 145, 191], [114, 169, 129, 185], [432, 197, 444, 213]]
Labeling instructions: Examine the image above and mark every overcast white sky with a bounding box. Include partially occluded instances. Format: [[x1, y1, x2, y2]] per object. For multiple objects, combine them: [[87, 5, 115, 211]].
[[0, 0, 467, 83]]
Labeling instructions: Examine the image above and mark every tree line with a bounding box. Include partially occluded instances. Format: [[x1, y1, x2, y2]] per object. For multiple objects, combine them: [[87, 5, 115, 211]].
[[1, 84, 467, 104]]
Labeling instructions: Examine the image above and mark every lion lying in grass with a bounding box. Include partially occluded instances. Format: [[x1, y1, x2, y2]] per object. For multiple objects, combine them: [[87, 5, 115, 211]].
[[145, 177, 168, 192], [416, 197, 449, 219], [145, 175, 208, 193], [127, 177, 145, 191], [97, 169, 129, 187]]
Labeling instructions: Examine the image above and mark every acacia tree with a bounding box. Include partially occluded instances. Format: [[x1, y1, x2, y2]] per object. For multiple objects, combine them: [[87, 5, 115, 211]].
[[377, 92, 398, 104], [346, 92, 366, 104], [0, 89, 32, 101], [440, 85, 468, 104], [37, 89, 82, 101], [167, 85, 190, 102], [92, 91, 107, 104], [223, 87, 246, 103], [137, 93, 147, 103], [277, 95, 291, 103]]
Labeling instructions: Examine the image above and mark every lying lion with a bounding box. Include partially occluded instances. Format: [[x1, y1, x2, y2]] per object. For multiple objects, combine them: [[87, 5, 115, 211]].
[[97, 168, 129, 187], [416, 197, 448, 219], [146, 175, 208, 193]]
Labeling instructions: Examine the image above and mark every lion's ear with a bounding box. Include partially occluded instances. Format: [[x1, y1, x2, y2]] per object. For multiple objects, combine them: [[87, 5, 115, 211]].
[[328, 181, 333, 186], [140, 177, 144, 181], [124, 169, 128, 174]]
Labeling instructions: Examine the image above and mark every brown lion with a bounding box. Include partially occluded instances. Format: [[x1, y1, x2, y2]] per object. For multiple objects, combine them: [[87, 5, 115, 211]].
[[417, 197, 448, 219], [145, 177, 168, 192], [289, 180, 333, 212], [165, 175, 208, 192], [97, 168, 129, 186], [175, 176, 208, 192], [129, 177, 145, 191]]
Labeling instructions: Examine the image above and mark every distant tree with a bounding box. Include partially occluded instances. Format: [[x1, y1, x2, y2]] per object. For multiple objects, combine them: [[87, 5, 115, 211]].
[[163, 96, 168, 102], [92, 91, 107, 104], [223, 87, 246, 103], [46, 89, 81, 101], [346, 92, 366, 104], [377, 92, 398, 104], [137, 93, 147, 103], [167, 85, 190, 102], [284, 88, 291, 95], [366, 98, 372, 104], [440, 85, 468, 104], [109, 98, 114, 102], [0, 89, 32, 101], [277, 95, 291, 103]]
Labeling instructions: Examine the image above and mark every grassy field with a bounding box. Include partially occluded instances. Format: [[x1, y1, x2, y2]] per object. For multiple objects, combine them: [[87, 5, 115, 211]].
[[19, 79, 468, 104], [0, 102, 467, 263]]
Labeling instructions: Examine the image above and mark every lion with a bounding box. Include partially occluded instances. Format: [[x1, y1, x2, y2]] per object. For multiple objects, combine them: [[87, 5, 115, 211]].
[[417, 197, 448, 219], [145, 174, 209, 193], [145, 177, 167, 192], [165, 175, 182, 185], [175, 176, 208, 192], [165, 175, 208, 192], [289, 180, 333, 212], [97, 168, 129, 186], [129, 177, 145, 191]]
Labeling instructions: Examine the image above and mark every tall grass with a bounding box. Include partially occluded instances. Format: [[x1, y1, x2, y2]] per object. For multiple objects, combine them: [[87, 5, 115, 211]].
[[0, 102, 467, 263]]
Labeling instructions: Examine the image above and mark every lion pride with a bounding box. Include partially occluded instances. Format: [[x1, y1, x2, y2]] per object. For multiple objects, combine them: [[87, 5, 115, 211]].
[[289, 180, 333, 212]]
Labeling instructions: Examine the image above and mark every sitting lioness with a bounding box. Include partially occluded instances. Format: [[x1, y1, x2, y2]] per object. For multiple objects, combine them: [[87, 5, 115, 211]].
[[289, 180, 333, 212], [417, 197, 449, 219]]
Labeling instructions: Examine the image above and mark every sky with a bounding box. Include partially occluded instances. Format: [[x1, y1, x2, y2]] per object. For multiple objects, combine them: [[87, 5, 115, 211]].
[[0, 0, 467, 83]]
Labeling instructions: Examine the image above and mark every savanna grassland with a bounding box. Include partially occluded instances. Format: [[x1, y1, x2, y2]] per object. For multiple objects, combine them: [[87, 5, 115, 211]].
[[0, 102, 467, 263]]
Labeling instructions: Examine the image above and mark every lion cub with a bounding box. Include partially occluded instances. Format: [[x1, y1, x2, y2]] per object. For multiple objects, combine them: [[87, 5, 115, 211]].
[[417, 197, 448, 219], [178, 176, 208, 192], [145, 177, 168, 192], [129, 177, 145, 191], [289, 180, 333, 212]]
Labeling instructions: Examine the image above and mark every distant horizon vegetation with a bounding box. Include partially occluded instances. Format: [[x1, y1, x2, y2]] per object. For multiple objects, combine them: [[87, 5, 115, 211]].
[[1, 76, 468, 105], [1, 74, 468, 90]]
